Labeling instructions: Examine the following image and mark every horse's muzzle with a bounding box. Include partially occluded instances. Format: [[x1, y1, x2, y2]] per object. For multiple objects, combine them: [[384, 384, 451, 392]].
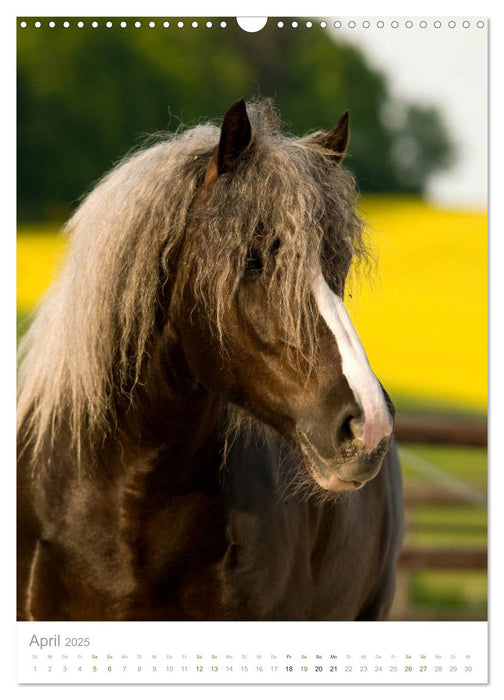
[[297, 430, 392, 492]]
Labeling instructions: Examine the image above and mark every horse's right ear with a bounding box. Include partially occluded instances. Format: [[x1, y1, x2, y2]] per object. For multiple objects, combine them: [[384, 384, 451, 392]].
[[204, 99, 252, 187], [324, 110, 350, 162], [310, 110, 350, 164]]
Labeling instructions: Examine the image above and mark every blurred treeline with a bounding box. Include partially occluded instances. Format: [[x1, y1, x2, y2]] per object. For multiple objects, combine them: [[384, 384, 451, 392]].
[[17, 19, 454, 220]]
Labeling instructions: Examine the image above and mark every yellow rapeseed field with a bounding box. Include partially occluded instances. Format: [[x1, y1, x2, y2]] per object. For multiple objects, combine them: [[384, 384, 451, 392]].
[[17, 223, 68, 314], [348, 197, 487, 412], [17, 196, 487, 412]]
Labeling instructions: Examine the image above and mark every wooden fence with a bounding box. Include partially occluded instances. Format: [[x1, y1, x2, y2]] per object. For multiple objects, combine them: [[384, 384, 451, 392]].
[[394, 413, 486, 447], [390, 414, 487, 621]]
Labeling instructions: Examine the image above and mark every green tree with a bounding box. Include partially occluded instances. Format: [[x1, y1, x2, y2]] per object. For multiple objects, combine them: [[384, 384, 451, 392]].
[[390, 104, 454, 191]]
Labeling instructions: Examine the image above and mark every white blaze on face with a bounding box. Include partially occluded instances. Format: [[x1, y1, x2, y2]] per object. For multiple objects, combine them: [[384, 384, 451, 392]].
[[312, 273, 393, 453]]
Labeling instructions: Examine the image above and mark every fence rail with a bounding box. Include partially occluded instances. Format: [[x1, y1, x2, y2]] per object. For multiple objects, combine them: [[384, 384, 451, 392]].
[[395, 414, 486, 447], [403, 485, 486, 506], [398, 546, 486, 570]]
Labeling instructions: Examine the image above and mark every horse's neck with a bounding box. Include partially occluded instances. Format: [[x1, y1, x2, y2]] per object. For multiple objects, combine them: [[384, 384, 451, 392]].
[[26, 332, 228, 528], [117, 386, 224, 486], [109, 329, 224, 480]]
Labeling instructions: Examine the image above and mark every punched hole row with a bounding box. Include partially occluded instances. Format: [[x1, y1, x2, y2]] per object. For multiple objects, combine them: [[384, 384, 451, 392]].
[[19, 19, 486, 30]]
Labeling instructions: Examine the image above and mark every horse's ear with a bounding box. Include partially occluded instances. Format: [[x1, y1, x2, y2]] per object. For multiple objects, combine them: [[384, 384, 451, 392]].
[[204, 99, 252, 187], [217, 99, 252, 174], [318, 110, 350, 163]]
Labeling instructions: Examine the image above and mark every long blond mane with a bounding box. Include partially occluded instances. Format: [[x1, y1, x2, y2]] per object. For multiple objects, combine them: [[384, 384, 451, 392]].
[[17, 100, 366, 465]]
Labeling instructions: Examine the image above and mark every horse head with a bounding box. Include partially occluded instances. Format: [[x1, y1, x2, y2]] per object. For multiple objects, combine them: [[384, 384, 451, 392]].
[[167, 99, 394, 493]]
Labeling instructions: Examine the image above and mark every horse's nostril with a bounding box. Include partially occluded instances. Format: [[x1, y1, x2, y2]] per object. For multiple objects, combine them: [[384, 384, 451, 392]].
[[338, 412, 364, 444]]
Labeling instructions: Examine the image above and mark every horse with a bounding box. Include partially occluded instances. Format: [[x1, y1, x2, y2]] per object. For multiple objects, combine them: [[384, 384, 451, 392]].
[[17, 98, 404, 621]]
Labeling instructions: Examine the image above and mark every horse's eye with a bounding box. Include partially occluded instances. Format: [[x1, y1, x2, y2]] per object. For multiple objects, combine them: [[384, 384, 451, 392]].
[[270, 237, 281, 255], [245, 248, 263, 275], [244, 236, 281, 277]]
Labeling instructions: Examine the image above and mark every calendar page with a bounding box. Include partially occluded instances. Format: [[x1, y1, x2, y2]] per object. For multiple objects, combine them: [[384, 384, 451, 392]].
[[15, 9, 489, 688]]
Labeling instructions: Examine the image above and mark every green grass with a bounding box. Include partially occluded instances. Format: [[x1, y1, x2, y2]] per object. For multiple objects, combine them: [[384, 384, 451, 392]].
[[392, 391, 487, 418], [410, 571, 487, 614], [400, 444, 487, 486], [17, 312, 32, 345], [405, 505, 487, 548]]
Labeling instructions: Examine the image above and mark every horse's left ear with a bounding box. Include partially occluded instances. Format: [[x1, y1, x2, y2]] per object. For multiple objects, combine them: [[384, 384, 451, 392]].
[[204, 99, 252, 187], [319, 110, 350, 163]]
